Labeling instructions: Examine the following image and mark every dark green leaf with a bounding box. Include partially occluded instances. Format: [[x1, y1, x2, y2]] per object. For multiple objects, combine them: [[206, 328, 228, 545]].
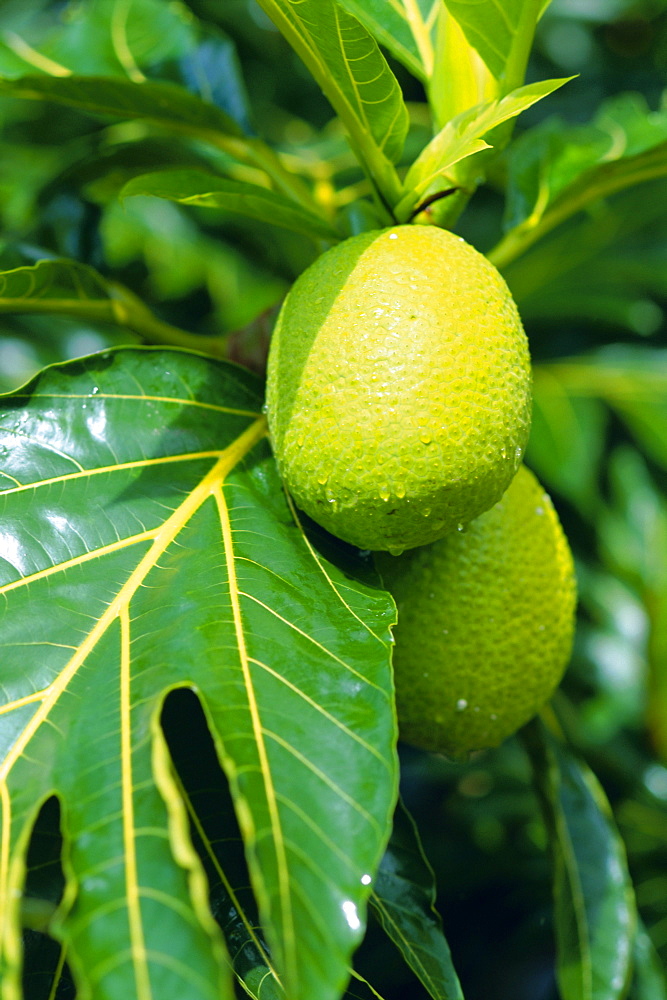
[[371, 800, 464, 1000], [121, 170, 340, 240], [0, 348, 398, 1000], [0, 73, 243, 137], [524, 723, 636, 1000]]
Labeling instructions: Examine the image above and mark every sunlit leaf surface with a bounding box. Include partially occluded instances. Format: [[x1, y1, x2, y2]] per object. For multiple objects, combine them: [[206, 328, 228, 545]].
[[0, 348, 398, 1000], [442, 0, 541, 81], [254, 0, 407, 205], [336, 0, 440, 82]]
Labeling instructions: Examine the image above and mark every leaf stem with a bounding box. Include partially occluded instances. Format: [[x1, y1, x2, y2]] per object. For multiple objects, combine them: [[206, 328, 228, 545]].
[[0, 288, 229, 359]]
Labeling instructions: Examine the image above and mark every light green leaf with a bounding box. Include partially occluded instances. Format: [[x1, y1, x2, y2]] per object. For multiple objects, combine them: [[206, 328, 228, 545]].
[[0, 348, 398, 1000], [254, 0, 408, 209], [524, 723, 636, 1000], [121, 170, 340, 240], [396, 76, 571, 220], [491, 93, 667, 269], [335, 0, 440, 83], [442, 0, 544, 86], [371, 800, 464, 1000]]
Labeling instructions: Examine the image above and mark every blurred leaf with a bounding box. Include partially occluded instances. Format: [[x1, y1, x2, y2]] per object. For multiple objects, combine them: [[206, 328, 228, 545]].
[[335, 0, 440, 83], [442, 0, 545, 85], [0, 348, 398, 1000], [0, 258, 226, 355], [524, 722, 636, 1000], [370, 800, 464, 1000], [121, 170, 340, 239], [254, 0, 408, 208], [397, 77, 571, 220], [527, 367, 607, 517], [502, 179, 667, 336], [0, 72, 243, 136], [178, 28, 254, 132], [537, 347, 667, 471], [599, 448, 667, 761], [492, 93, 667, 268], [632, 918, 667, 1000], [0, 74, 311, 203], [0, 0, 195, 78]]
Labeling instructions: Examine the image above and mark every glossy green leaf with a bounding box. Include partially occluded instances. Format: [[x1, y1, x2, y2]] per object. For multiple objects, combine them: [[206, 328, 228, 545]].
[[335, 0, 440, 83], [524, 722, 636, 1000], [491, 93, 667, 269], [370, 800, 463, 1000], [396, 77, 570, 220], [121, 170, 340, 240], [253, 0, 407, 208], [0, 348, 398, 1000], [0, 259, 226, 357], [442, 0, 545, 85]]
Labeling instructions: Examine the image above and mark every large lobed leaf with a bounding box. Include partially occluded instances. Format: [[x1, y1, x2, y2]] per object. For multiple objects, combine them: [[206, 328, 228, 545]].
[[0, 348, 398, 1000]]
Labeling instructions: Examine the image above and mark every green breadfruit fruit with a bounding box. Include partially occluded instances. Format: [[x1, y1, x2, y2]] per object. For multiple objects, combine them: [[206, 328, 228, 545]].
[[266, 225, 532, 552]]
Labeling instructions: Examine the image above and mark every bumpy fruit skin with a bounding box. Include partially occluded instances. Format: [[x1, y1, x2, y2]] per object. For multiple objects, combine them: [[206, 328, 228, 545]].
[[375, 466, 576, 757], [266, 225, 531, 553]]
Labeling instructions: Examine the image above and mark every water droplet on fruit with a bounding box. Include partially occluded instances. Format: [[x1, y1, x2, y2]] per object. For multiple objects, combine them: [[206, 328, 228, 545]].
[[419, 431, 432, 445], [387, 545, 405, 556], [317, 470, 329, 485], [457, 523, 464, 532], [395, 482, 406, 499], [422, 507, 431, 518], [379, 485, 390, 501]]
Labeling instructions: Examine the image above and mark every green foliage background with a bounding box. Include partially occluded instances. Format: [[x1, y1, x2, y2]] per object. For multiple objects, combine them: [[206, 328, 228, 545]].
[[0, 2, 666, 1000]]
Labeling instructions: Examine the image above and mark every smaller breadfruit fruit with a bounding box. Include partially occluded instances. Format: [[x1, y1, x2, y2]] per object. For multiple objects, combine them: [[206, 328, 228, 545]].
[[265, 225, 531, 553], [375, 465, 577, 758]]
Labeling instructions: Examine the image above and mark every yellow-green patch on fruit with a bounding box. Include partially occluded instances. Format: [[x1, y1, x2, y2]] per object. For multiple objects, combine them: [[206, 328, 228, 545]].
[[375, 465, 576, 758], [266, 225, 531, 553]]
